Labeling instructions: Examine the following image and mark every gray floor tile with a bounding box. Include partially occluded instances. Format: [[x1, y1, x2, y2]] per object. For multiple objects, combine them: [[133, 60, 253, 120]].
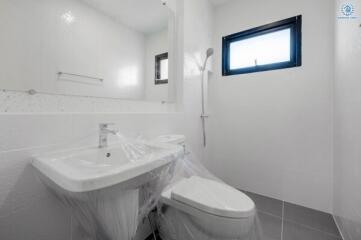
[[257, 212, 282, 240], [284, 202, 341, 237], [334, 215, 361, 240], [0, 216, 13, 240], [283, 220, 342, 240], [245, 191, 283, 217]]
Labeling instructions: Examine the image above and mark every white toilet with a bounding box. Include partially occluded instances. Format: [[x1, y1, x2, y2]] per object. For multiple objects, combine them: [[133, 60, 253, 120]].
[[154, 135, 256, 240]]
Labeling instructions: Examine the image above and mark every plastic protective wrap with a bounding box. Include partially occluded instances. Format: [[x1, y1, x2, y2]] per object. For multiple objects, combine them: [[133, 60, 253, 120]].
[[35, 132, 262, 240], [35, 132, 180, 240], [44, 180, 139, 240], [155, 150, 263, 240]]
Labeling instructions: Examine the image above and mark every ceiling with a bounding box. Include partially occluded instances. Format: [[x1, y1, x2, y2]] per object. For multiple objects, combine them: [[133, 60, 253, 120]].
[[209, 0, 233, 6], [82, 0, 169, 34]]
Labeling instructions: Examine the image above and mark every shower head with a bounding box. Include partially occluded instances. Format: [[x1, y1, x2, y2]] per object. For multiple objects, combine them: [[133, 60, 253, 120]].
[[206, 48, 214, 58], [202, 48, 214, 71]]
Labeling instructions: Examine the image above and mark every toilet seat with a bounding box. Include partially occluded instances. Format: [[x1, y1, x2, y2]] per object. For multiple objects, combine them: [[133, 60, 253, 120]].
[[170, 176, 255, 218]]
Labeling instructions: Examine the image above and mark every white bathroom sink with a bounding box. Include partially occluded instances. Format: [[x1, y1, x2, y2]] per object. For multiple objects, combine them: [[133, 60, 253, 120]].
[[31, 141, 183, 192]]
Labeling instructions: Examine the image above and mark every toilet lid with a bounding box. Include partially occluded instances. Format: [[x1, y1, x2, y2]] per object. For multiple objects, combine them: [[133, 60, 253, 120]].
[[171, 176, 255, 218]]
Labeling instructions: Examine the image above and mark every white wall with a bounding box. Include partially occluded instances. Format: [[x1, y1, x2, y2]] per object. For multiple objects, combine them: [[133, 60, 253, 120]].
[[145, 29, 169, 101], [0, 0, 145, 99], [206, 0, 335, 213], [182, 0, 214, 160], [334, 0, 361, 239]]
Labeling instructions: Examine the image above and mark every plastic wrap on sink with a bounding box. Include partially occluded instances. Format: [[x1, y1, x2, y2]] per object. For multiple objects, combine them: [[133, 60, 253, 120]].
[[39, 175, 139, 240], [34, 134, 182, 240]]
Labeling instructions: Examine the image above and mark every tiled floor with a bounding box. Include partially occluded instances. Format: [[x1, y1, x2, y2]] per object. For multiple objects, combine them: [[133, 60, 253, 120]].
[[147, 191, 342, 240], [245, 191, 342, 240]]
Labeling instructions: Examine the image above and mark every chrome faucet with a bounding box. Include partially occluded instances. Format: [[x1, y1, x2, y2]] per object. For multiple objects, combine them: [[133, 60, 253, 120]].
[[99, 123, 118, 148]]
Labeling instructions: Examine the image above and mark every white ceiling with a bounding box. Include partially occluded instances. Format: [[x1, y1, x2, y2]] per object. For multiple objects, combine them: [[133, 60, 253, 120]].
[[209, 0, 233, 6], [81, 0, 169, 34]]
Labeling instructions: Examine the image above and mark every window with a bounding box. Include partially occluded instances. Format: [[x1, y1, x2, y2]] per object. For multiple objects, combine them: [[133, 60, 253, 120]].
[[155, 52, 168, 84], [222, 15, 302, 76]]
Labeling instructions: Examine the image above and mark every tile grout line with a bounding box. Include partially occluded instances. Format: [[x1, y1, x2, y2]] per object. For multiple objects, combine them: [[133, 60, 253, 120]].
[[282, 203, 342, 238], [243, 190, 342, 239], [70, 215, 73, 240], [257, 209, 283, 219], [283, 218, 343, 239], [281, 201, 284, 240], [332, 215, 346, 240]]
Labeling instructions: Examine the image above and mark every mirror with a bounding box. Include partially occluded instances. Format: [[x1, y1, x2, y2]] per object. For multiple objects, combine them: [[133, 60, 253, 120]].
[[0, 0, 176, 102]]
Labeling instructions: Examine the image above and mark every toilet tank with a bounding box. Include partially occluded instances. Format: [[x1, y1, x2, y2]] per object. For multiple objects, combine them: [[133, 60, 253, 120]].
[[153, 135, 186, 149]]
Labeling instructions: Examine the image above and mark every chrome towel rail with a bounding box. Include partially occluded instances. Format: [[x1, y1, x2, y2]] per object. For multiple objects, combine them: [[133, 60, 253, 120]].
[[57, 72, 104, 83]]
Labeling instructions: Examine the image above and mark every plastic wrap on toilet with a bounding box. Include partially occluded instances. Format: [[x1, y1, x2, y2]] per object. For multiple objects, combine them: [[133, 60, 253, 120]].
[[156, 151, 263, 240]]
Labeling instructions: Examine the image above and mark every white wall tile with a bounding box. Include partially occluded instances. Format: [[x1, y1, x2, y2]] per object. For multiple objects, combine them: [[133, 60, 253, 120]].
[[0, 148, 73, 240], [207, 0, 334, 213], [0, 0, 145, 100], [182, 0, 214, 159], [0, 90, 176, 113], [10, 194, 71, 240], [0, 114, 73, 152], [0, 154, 15, 218], [281, 169, 333, 212], [334, 0, 361, 237]]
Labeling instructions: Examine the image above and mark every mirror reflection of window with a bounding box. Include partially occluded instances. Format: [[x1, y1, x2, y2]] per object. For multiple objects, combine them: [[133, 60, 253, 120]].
[[155, 52, 169, 85]]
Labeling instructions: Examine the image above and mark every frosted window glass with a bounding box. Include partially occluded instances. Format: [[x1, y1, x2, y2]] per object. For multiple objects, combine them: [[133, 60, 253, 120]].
[[160, 59, 168, 80], [229, 28, 291, 70]]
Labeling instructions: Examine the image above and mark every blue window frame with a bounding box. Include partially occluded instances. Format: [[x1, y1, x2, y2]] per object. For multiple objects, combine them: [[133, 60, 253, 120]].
[[222, 15, 302, 76]]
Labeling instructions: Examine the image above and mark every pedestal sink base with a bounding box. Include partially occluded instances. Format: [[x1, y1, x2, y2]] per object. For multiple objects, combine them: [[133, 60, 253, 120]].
[[40, 173, 139, 240]]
